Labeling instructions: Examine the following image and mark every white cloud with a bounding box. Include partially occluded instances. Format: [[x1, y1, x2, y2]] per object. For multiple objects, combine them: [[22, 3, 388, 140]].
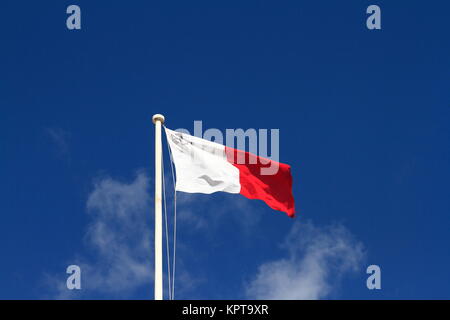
[[245, 221, 365, 300], [46, 127, 70, 158], [82, 171, 152, 294], [47, 170, 153, 299]]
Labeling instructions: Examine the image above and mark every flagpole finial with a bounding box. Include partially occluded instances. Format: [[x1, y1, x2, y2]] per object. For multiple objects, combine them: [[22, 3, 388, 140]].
[[152, 114, 165, 125]]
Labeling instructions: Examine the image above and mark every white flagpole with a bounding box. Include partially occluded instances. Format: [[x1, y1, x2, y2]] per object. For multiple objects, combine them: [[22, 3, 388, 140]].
[[152, 113, 165, 300]]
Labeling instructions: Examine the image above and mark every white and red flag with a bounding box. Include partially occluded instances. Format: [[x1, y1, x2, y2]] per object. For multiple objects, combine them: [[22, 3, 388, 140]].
[[165, 127, 295, 217]]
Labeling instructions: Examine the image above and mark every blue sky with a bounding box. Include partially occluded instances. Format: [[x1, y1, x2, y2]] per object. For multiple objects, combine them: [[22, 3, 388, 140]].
[[1, 1, 450, 299]]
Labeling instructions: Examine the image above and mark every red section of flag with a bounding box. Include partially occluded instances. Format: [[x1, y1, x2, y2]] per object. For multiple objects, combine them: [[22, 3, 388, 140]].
[[225, 147, 296, 217]]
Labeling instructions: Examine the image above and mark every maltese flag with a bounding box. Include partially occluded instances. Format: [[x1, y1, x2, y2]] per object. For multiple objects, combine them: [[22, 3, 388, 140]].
[[165, 127, 295, 217]]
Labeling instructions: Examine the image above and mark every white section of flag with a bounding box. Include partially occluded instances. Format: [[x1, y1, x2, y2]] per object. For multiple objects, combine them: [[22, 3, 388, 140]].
[[165, 127, 240, 194]]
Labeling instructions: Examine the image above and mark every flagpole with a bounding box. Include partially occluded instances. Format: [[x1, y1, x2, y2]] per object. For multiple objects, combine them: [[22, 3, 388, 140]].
[[152, 113, 165, 300]]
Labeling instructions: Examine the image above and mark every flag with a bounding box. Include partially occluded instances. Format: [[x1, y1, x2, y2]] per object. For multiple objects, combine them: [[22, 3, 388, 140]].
[[165, 127, 296, 217]]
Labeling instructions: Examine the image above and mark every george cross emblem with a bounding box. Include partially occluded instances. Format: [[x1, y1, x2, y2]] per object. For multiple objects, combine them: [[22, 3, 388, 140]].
[[171, 132, 192, 149]]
